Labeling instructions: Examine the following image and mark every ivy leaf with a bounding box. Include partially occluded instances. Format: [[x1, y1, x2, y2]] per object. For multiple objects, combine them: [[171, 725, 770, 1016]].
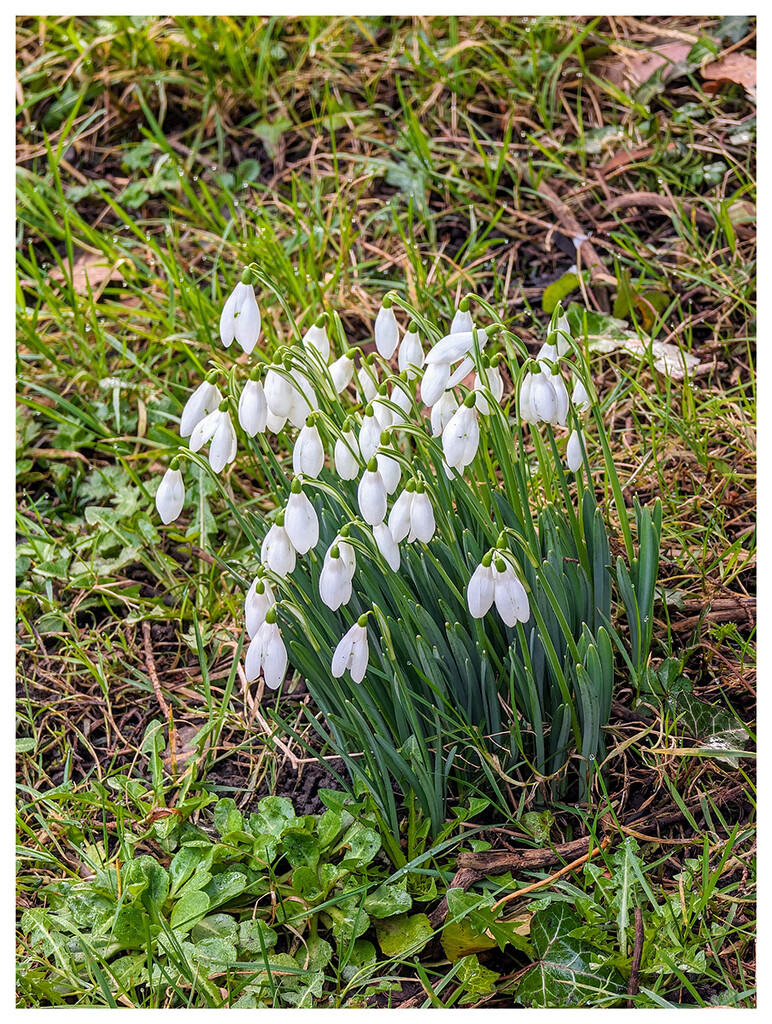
[[456, 953, 500, 1004], [375, 912, 433, 957], [517, 904, 625, 1007], [250, 797, 297, 837], [338, 823, 381, 867]]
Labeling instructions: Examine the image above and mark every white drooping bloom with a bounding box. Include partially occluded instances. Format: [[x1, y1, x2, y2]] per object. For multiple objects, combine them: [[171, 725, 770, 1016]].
[[425, 329, 479, 366], [530, 371, 559, 425], [371, 392, 394, 432], [374, 303, 400, 359], [566, 429, 584, 472], [358, 409, 384, 462], [293, 422, 325, 478], [331, 619, 370, 683], [220, 281, 261, 354], [467, 560, 495, 618], [537, 341, 558, 370], [302, 321, 330, 363], [377, 450, 402, 495], [238, 379, 268, 436], [245, 616, 287, 688], [261, 523, 296, 577], [388, 486, 414, 543], [373, 522, 400, 571], [519, 371, 537, 424], [284, 487, 319, 555], [286, 370, 319, 429], [431, 389, 459, 437], [331, 537, 357, 577], [245, 577, 276, 638], [155, 467, 185, 524], [389, 382, 413, 425], [398, 327, 424, 378], [358, 464, 387, 526], [319, 547, 353, 611], [265, 408, 288, 434], [473, 365, 504, 415], [180, 380, 222, 437], [355, 362, 379, 405], [551, 372, 569, 427], [555, 314, 572, 356], [264, 367, 294, 419], [334, 429, 360, 480], [442, 401, 480, 472], [189, 408, 237, 473], [420, 361, 451, 407], [572, 378, 590, 412], [450, 304, 474, 334], [329, 352, 355, 393], [493, 559, 531, 626], [408, 489, 435, 543]]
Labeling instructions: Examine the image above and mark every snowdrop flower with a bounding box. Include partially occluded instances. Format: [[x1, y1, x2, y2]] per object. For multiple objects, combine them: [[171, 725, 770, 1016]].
[[332, 615, 370, 683], [331, 530, 357, 577], [374, 297, 400, 359], [431, 389, 458, 436], [566, 429, 584, 472], [492, 556, 530, 626], [265, 408, 288, 434], [155, 460, 185, 524], [420, 361, 451, 407], [571, 378, 591, 412], [450, 298, 474, 334], [551, 371, 569, 427], [245, 576, 276, 638], [359, 406, 384, 462], [388, 378, 413, 425], [467, 554, 495, 618], [293, 420, 324, 478], [398, 322, 424, 378], [180, 377, 222, 437], [286, 369, 319, 429], [355, 359, 380, 405], [519, 371, 537, 424], [377, 444, 402, 495], [388, 480, 415, 543], [536, 340, 558, 370], [302, 314, 330, 364], [329, 350, 355, 393], [555, 313, 572, 356], [371, 387, 394, 431], [238, 376, 268, 436], [530, 371, 559, 425], [373, 522, 400, 572], [261, 517, 296, 577], [442, 394, 480, 472], [425, 329, 480, 367], [358, 458, 387, 526], [447, 356, 475, 389], [220, 277, 261, 354], [189, 403, 237, 473], [245, 609, 288, 688], [474, 360, 504, 415], [284, 481, 319, 555], [334, 422, 360, 480], [319, 545, 353, 611], [408, 484, 435, 543], [264, 366, 294, 419]]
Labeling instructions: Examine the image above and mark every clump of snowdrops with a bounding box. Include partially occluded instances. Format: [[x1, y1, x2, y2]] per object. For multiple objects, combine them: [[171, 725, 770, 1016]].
[[155, 264, 661, 837]]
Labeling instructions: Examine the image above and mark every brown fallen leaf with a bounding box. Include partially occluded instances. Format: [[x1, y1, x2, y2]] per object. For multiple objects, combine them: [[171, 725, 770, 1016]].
[[701, 53, 757, 98], [593, 42, 693, 92], [47, 251, 124, 295]]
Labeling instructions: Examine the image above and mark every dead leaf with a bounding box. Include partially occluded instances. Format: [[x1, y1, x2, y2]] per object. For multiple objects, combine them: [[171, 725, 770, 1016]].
[[701, 53, 757, 97], [47, 251, 123, 295], [593, 42, 692, 92], [588, 333, 700, 379]]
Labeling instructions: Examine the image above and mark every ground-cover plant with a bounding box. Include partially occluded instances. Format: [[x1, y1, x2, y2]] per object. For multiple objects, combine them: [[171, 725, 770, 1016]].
[[153, 270, 661, 843]]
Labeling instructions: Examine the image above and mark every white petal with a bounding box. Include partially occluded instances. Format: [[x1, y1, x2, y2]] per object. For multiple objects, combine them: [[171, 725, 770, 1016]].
[[388, 489, 414, 543], [447, 356, 475, 389], [519, 373, 536, 423], [420, 362, 451, 407], [319, 559, 353, 611], [265, 408, 287, 434], [284, 491, 319, 554], [358, 469, 387, 526], [377, 451, 402, 495], [257, 621, 288, 689], [494, 567, 530, 626], [567, 429, 584, 472], [398, 330, 424, 377], [219, 285, 240, 348], [189, 409, 221, 453], [349, 630, 370, 683], [238, 379, 268, 436], [180, 381, 221, 437], [531, 372, 558, 424], [330, 354, 355, 393], [234, 285, 261, 354], [244, 634, 264, 682], [264, 368, 293, 418], [374, 522, 400, 572], [331, 627, 356, 678], [155, 468, 185, 524], [467, 563, 495, 618], [425, 329, 481, 365], [374, 305, 399, 359], [302, 323, 330, 363], [209, 413, 236, 473], [293, 425, 324, 478], [334, 432, 360, 480], [431, 390, 459, 437], [442, 405, 479, 471], [261, 525, 296, 577], [450, 308, 474, 334], [552, 374, 569, 426], [555, 314, 572, 356], [358, 413, 383, 462], [245, 579, 276, 638], [409, 492, 435, 543], [572, 379, 590, 412]]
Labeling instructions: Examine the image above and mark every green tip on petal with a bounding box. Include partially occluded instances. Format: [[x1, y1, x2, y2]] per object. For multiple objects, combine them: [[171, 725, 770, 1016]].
[[406, 478, 416, 492], [379, 430, 390, 445], [169, 456, 181, 472], [459, 296, 470, 312], [481, 551, 493, 568], [315, 312, 328, 327], [249, 365, 262, 381], [291, 478, 302, 494], [495, 556, 506, 573], [218, 397, 230, 412], [463, 391, 477, 409], [240, 267, 253, 285], [367, 457, 378, 473], [330, 544, 340, 559], [256, 580, 265, 594], [205, 370, 220, 385], [496, 534, 508, 550], [265, 607, 278, 624], [340, 523, 351, 538], [382, 294, 393, 309], [357, 613, 369, 627]]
